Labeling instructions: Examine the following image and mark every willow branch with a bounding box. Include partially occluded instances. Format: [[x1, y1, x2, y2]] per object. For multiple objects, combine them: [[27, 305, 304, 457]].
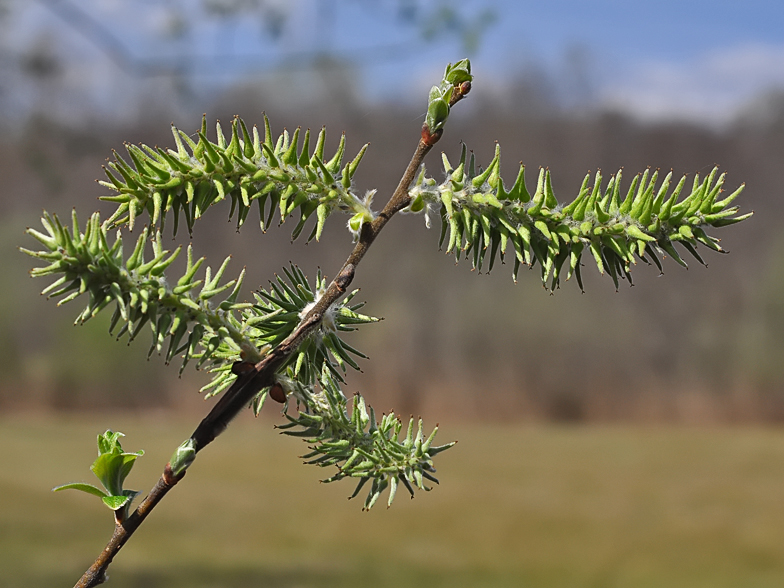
[[74, 82, 469, 588], [189, 81, 470, 450]]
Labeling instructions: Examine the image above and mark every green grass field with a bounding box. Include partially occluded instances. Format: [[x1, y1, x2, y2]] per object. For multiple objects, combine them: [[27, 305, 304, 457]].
[[3, 415, 784, 587]]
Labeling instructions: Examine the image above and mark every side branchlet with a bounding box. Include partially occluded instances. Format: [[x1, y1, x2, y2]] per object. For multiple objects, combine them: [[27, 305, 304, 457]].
[[22, 212, 379, 400], [406, 146, 751, 290], [276, 365, 453, 510], [100, 115, 370, 239], [53, 430, 144, 523]]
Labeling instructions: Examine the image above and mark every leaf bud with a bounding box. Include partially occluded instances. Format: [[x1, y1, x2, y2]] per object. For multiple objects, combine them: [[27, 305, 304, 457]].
[[231, 360, 255, 376], [169, 438, 197, 477], [269, 383, 286, 403], [425, 91, 451, 134], [443, 58, 472, 85]]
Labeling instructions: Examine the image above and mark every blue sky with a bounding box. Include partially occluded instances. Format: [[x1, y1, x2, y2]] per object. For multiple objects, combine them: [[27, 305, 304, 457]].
[[333, 0, 784, 60], [4, 0, 784, 127], [486, 0, 784, 61], [340, 0, 784, 123]]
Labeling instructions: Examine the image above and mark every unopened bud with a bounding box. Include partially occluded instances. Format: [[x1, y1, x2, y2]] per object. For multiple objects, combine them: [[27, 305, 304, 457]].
[[231, 360, 255, 376], [169, 438, 196, 477], [269, 383, 286, 403]]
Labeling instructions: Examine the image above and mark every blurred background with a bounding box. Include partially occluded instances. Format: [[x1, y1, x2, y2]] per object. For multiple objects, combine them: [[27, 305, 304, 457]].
[[4, 1, 784, 586]]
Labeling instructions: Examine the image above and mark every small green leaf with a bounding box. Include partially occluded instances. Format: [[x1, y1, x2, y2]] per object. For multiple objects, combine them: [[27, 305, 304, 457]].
[[52, 482, 108, 499], [444, 58, 472, 85], [97, 430, 125, 455], [90, 451, 143, 497], [102, 493, 134, 511]]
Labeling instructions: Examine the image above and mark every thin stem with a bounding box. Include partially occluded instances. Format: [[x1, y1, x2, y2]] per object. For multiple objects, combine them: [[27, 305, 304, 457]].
[[74, 84, 469, 587], [74, 466, 182, 588]]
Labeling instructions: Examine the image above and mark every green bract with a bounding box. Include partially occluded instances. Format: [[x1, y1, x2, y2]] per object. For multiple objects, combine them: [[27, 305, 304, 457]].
[[22, 211, 378, 398], [406, 144, 752, 290], [204, 265, 380, 403], [53, 430, 143, 517], [99, 115, 371, 239], [278, 365, 453, 510]]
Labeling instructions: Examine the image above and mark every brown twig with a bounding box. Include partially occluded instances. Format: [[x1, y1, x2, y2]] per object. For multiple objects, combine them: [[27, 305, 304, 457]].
[[74, 466, 183, 587], [73, 84, 469, 587]]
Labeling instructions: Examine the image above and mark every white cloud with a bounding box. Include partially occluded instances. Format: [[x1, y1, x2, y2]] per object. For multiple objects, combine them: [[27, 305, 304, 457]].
[[599, 43, 784, 126]]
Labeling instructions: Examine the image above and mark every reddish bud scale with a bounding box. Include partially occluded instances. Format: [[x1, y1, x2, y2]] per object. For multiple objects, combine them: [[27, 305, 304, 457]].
[[163, 463, 185, 485], [421, 126, 443, 147], [454, 81, 472, 104]]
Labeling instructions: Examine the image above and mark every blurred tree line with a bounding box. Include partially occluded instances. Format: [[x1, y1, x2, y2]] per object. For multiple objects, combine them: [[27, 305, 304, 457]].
[[3, 0, 784, 422]]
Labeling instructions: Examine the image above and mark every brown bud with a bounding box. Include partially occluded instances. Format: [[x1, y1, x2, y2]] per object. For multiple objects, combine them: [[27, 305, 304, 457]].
[[269, 383, 286, 403], [231, 360, 255, 376]]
